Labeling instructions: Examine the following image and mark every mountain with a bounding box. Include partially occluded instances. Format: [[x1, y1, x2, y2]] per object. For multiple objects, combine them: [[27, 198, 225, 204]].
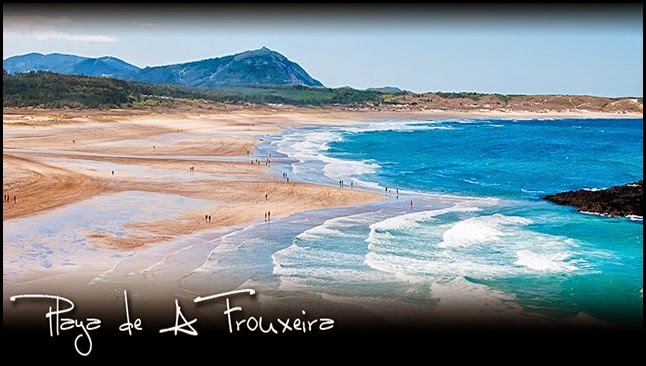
[[3, 53, 89, 74], [3, 47, 323, 88], [133, 47, 322, 87], [71, 56, 140, 78]]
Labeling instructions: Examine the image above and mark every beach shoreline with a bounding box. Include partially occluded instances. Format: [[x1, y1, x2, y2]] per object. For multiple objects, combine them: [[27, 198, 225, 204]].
[[3, 107, 641, 236]]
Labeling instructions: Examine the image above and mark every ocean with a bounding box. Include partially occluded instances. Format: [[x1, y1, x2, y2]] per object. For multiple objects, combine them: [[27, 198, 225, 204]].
[[246, 117, 642, 327]]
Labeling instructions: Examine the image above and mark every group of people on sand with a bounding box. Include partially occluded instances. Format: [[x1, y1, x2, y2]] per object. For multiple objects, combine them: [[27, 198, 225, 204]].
[[264, 211, 271, 222], [338, 180, 355, 189], [4, 194, 16, 203], [189, 166, 195, 172], [204, 214, 212, 223], [282, 172, 290, 183], [384, 187, 401, 199]]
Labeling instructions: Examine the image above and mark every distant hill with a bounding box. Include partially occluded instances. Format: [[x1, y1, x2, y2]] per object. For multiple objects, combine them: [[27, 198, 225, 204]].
[[366, 86, 404, 94], [3, 53, 140, 79], [72, 56, 140, 78], [3, 47, 323, 88]]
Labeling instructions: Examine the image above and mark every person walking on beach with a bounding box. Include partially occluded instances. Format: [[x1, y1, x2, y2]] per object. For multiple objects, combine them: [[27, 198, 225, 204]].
[[265, 192, 268, 201], [264, 212, 267, 222], [268, 211, 271, 222], [410, 200, 413, 209], [205, 214, 209, 223], [208, 215, 211, 223], [14, 195, 16, 203], [350, 182, 353, 189]]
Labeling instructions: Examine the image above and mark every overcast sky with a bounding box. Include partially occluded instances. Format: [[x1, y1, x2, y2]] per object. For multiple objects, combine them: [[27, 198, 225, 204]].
[[3, 5, 643, 97]]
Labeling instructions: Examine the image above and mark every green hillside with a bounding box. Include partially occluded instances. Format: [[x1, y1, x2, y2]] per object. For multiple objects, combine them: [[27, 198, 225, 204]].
[[3, 70, 383, 109]]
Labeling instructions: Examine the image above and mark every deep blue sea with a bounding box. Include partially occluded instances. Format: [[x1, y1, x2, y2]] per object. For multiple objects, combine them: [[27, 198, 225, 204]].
[[260, 118, 642, 326]]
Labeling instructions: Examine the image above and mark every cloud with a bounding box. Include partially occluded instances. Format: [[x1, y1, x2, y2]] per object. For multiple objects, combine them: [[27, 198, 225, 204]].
[[3, 15, 118, 42], [131, 21, 160, 28], [32, 30, 117, 42]]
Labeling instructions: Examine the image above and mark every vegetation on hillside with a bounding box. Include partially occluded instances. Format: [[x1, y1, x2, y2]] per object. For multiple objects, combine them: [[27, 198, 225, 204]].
[[3, 70, 382, 109]]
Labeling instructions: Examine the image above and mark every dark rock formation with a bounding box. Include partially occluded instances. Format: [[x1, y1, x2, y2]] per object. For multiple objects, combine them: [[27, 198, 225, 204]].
[[543, 180, 642, 217]]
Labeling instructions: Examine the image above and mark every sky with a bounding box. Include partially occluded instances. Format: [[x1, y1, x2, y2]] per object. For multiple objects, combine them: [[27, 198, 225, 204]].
[[3, 5, 643, 97]]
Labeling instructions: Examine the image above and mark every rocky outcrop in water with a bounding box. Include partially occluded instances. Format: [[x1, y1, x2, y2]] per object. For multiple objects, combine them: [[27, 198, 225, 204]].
[[543, 181, 642, 217]]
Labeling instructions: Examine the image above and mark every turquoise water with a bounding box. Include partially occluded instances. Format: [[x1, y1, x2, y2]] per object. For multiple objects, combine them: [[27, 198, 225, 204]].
[[268, 118, 642, 327]]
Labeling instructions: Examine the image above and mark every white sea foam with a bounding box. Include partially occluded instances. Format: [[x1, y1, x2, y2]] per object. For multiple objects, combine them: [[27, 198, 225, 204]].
[[320, 155, 380, 181], [273, 244, 364, 270], [514, 250, 578, 273], [342, 120, 454, 134], [294, 211, 377, 242], [627, 215, 643, 221], [365, 208, 584, 280], [438, 214, 532, 248], [582, 187, 605, 192], [275, 129, 380, 182], [368, 205, 480, 232], [521, 188, 545, 194]]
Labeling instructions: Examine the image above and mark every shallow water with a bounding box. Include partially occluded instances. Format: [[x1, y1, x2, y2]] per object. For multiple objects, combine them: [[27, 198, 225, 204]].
[[3, 191, 212, 282]]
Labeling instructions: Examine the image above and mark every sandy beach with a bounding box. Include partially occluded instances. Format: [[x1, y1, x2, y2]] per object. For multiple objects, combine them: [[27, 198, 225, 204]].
[[3, 108, 394, 249], [4, 106, 641, 236]]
